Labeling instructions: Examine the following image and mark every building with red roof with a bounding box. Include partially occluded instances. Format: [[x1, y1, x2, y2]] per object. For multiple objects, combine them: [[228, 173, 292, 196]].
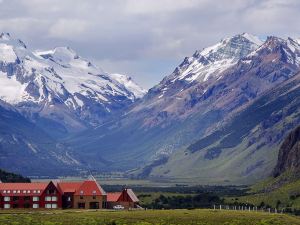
[[0, 180, 139, 210], [0, 181, 61, 209], [57, 180, 106, 209], [107, 188, 139, 209]]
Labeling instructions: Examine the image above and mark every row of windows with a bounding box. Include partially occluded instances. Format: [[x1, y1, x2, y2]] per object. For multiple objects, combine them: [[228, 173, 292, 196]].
[[79, 190, 97, 195], [2, 190, 41, 194], [2, 196, 56, 202], [3, 203, 40, 209], [45, 196, 57, 201]]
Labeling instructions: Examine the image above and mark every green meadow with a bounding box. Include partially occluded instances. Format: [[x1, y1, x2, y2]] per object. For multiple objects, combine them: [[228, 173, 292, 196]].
[[0, 209, 300, 225]]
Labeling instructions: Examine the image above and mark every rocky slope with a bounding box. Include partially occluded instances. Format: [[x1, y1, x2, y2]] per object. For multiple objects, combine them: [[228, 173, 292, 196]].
[[66, 34, 300, 184], [150, 72, 300, 184], [0, 32, 145, 135], [0, 100, 82, 176], [273, 125, 300, 177]]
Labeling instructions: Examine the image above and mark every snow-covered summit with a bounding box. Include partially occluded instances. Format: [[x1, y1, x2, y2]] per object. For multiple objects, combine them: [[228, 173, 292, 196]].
[[169, 33, 263, 83], [0, 33, 146, 130], [110, 73, 147, 99]]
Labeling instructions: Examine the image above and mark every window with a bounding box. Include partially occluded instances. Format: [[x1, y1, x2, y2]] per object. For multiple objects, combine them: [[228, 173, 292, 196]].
[[33, 196, 39, 202], [27, 190, 30, 194], [7, 190, 10, 193], [89, 202, 99, 209], [45, 196, 51, 201], [17, 190, 20, 193], [4, 196, 10, 202], [92, 190, 96, 194], [24, 203, 31, 208], [93, 196, 96, 199], [45, 204, 57, 209], [47, 189, 56, 194], [13, 196, 19, 201], [80, 196, 83, 199], [78, 203, 85, 209], [23, 190, 26, 194], [13, 204, 18, 208], [51, 196, 57, 201], [33, 204, 39, 209], [24, 196, 31, 201], [13, 190, 16, 194], [80, 190, 84, 195], [3, 190, 6, 193], [37, 190, 41, 194], [4, 204, 10, 209]]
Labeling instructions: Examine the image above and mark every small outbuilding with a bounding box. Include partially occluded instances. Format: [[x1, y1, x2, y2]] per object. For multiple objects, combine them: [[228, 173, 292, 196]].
[[107, 188, 139, 209]]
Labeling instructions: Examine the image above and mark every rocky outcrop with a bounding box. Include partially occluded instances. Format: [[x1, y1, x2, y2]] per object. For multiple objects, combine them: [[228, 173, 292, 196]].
[[273, 125, 300, 177]]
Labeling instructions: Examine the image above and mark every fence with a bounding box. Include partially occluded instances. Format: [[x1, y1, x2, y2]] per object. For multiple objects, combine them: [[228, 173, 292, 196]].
[[212, 205, 285, 214]]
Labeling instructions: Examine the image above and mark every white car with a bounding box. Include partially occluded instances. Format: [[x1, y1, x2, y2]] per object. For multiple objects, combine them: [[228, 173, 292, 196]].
[[113, 205, 125, 210]]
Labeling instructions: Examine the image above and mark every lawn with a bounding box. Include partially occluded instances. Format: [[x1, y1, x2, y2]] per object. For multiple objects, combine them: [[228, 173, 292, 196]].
[[0, 209, 300, 225]]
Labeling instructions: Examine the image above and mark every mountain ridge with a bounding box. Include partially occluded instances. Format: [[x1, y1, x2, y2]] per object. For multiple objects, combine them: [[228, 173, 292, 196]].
[[0, 32, 146, 133]]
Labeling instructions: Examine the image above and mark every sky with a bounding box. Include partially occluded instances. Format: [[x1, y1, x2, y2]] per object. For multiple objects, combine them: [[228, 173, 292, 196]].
[[0, 0, 299, 89]]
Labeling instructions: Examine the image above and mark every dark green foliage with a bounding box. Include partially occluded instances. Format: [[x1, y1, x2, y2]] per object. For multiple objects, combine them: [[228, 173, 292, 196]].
[[143, 193, 223, 209], [0, 169, 30, 183], [103, 185, 249, 197]]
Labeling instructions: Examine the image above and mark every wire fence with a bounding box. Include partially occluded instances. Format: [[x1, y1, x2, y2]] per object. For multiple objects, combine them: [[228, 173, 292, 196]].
[[212, 205, 286, 214]]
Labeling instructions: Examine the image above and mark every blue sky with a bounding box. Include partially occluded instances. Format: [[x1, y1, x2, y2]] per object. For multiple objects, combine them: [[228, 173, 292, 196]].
[[0, 0, 299, 89]]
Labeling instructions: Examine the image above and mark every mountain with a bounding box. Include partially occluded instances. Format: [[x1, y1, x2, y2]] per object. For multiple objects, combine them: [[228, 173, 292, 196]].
[[2, 32, 300, 183], [66, 34, 300, 184], [273, 125, 300, 178], [230, 126, 300, 209], [0, 100, 82, 176], [151, 71, 300, 184], [0, 32, 145, 135]]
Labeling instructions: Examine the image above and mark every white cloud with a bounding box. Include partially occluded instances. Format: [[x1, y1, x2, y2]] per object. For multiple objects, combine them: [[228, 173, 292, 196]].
[[0, 0, 299, 88], [48, 19, 89, 40], [124, 0, 204, 14]]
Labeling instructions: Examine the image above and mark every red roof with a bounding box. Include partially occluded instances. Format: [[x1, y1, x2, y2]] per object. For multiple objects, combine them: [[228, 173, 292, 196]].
[[57, 180, 106, 196], [107, 192, 121, 202], [107, 189, 139, 203], [126, 189, 139, 202], [57, 182, 82, 194], [0, 182, 49, 196]]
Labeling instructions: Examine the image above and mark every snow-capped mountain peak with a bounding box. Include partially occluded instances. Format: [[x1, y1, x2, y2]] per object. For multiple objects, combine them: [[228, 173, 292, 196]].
[[110, 73, 147, 99], [247, 36, 300, 67], [0, 32, 11, 40], [0, 34, 146, 130], [164, 33, 262, 84]]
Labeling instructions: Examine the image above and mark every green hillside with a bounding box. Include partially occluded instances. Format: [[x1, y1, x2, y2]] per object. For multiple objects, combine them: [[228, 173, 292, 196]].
[[149, 75, 300, 184]]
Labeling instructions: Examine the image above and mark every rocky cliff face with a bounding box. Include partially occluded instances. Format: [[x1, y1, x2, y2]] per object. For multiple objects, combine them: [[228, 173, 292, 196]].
[[273, 125, 300, 177]]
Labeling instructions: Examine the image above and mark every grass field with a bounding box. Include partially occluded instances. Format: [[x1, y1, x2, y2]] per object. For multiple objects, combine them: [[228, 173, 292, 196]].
[[225, 173, 300, 209], [0, 209, 300, 225]]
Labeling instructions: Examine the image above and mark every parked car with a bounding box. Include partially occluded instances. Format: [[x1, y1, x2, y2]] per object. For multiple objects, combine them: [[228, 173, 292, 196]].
[[113, 205, 125, 210]]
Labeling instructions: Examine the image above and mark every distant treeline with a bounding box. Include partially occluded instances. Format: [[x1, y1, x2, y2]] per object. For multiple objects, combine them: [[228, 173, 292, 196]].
[[141, 193, 223, 209], [0, 169, 30, 183], [102, 184, 248, 197]]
